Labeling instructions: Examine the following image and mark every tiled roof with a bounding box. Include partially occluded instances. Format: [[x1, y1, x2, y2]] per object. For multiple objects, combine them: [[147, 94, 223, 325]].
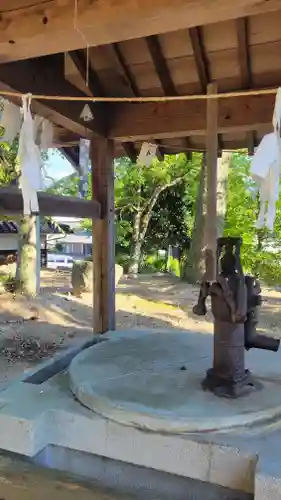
[[0, 220, 63, 235]]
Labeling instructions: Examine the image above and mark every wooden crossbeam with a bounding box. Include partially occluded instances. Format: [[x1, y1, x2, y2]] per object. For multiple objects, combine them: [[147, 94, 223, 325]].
[[0, 188, 101, 219], [110, 94, 274, 141], [0, 0, 280, 62]]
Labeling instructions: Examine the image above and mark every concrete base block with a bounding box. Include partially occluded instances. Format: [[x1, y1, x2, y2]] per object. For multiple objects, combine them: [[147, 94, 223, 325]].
[[0, 329, 280, 499]]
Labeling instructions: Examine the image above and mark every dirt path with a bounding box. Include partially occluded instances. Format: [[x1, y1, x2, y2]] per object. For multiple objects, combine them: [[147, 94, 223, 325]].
[[0, 270, 280, 388]]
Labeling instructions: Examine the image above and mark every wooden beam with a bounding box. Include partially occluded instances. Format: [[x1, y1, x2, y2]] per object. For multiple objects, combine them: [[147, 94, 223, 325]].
[[236, 18, 251, 89], [247, 131, 255, 155], [110, 94, 275, 141], [65, 50, 108, 133], [122, 142, 138, 162], [66, 50, 105, 97], [205, 82, 218, 281], [146, 35, 176, 95], [0, 56, 100, 137], [0, 187, 101, 219], [189, 27, 209, 93], [60, 146, 80, 170], [189, 28, 226, 153], [91, 137, 115, 333], [236, 17, 255, 155], [107, 44, 140, 97], [183, 138, 193, 161], [0, 0, 280, 62], [155, 139, 165, 160]]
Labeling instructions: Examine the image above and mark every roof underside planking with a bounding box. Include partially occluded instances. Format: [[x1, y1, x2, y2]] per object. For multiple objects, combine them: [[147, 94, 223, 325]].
[[0, 1, 281, 163]]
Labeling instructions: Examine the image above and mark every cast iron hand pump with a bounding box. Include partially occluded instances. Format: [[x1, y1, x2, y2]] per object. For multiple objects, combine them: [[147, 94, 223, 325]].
[[193, 237, 279, 398]]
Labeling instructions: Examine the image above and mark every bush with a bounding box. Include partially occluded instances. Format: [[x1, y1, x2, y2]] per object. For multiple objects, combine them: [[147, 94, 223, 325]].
[[115, 253, 130, 273], [141, 253, 167, 273], [167, 256, 181, 277]]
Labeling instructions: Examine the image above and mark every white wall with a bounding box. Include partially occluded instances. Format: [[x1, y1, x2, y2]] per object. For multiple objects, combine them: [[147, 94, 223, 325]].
[[0, 235, 18, 251], [0, 235, 46, 252]]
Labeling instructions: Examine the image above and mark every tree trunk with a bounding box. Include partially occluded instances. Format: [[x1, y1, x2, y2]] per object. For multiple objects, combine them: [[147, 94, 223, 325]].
[[128, 238, 143, 276], [216, 151, 232, 237], [128, 179, 183, 276], [16, 215, 37, 297], [182, 156, 206, 283]]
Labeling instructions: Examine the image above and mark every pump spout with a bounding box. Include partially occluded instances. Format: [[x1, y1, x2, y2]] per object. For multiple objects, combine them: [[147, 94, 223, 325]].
[[244, 275, 280, 352]]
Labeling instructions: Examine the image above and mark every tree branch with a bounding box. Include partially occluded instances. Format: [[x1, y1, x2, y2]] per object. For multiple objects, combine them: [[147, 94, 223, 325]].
[[141, 176, 185, 216]]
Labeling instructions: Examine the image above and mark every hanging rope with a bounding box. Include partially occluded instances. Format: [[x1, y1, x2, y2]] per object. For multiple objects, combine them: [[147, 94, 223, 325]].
[[0, 86, 277, 103]]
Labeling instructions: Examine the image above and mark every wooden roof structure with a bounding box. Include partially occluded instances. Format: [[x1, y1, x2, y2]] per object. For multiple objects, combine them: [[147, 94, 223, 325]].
[[1, 0, 281, 332], [0, 1, 281, 162]]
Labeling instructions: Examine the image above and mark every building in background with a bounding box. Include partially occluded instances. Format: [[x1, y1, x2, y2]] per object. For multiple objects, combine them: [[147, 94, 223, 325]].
[[0, 219, 65, 267]]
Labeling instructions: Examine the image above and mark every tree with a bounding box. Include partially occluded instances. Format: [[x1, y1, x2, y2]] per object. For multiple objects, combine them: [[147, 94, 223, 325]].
[[48, 173, 79, 197], [115, 154, 194, 275], [181, 155, 206, 283]]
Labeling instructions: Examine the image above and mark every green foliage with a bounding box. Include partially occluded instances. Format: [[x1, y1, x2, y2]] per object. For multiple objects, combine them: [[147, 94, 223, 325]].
[[141, 253, 167, 273], [0, 138, 19, 187], [167, 256, 181, 277], [47, 173, 79, 197], [115, 153, 199, 255], [47, 148, 281, 285], [224, 151, 281, 285]]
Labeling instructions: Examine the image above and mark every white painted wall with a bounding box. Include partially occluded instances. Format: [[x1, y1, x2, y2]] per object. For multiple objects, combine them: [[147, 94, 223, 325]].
[[0, 235, 18, 251], [0, 235, 46, 252]]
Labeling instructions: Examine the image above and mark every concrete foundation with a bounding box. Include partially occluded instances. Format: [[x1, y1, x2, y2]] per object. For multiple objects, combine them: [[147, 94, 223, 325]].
[[0, 329, 281, 499]]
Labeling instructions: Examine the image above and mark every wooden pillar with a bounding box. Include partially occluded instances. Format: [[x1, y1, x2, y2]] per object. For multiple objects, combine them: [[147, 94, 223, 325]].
[[91, 137, 115, 333], [205, 82, 218, 281]]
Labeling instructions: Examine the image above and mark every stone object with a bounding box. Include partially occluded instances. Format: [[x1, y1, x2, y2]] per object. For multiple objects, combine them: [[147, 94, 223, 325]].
[[72, 261, 123, 297]]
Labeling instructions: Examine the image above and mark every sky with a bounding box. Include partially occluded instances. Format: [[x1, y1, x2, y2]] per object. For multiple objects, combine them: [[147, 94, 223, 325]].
[[44, 150, 75, 183]]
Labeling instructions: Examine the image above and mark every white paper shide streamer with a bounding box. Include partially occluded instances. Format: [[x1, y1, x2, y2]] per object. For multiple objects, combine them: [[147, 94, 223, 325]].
[[0, 99, 21, 144], [250, 87, 281, 230], [18, 95, 43, 215], [137, 142, 158, 167], [79, 138, 90, 198]]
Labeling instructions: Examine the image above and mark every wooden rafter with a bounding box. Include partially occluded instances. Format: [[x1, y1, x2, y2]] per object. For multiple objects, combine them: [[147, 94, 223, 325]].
[[189, 27, 209, 93], [0, 0, 280, 62], [65, 50, 108, 134], [109, 94, 274, 141], [246, 131, 255, 155], [236, 18, 251, 89], [107, 44, 140, 97], [182, 138, 193, 161], [106, 44, 141, 162], [154, 139, 165, 161], [189, 27, 223, 152], [146, 35, 192, 158], [146, 35, 176, 95], [122, 142, 138, 162], [236, 17, 255, 155]]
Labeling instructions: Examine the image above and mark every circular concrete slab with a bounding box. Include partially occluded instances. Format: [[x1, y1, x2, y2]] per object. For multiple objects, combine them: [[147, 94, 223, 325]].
[[69, 330, 281, 433]]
